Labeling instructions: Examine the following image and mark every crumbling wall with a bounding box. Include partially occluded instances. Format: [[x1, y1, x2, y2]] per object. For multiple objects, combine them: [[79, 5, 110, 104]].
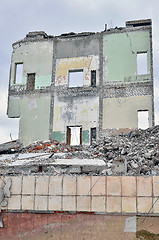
[[7, 20, 154, 146], [51, 36, 101, 144], [103, 30, 151, 83], [10, 41, 53, 89], [8, 38, 53, 145]]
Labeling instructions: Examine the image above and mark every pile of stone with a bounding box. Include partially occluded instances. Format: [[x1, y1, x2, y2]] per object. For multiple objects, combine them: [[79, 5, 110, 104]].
[[21, 125, 159, 175], [85, 125, 159, 175], [0, 125, 159, 176]]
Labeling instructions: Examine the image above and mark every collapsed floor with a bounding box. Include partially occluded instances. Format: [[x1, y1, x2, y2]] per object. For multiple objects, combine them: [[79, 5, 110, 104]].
[[0, 125, 159, 176]]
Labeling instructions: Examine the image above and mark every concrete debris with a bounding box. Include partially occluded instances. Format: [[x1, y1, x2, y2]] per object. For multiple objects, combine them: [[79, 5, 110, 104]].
[[0, 178, 11, 207], [0, 140, 22, 154], [0, 126, 159, 176]]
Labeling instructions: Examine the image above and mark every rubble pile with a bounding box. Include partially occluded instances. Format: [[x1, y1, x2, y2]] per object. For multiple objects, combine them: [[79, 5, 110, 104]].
[[22, 125, 159, 175], [0, 125, 159, 176], [22, 139, 82, 154], [87, 125, 159, 175]]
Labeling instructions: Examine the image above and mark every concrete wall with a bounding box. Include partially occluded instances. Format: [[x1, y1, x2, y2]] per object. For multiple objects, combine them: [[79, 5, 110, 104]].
[[1, 175, 159, 215], [103, 30, 151, 83], [52, 37, 100, 144], [56, 35, 100, 58], [55, 56, 99, 87], [53, 95, 99, 144], [8, 94, 51, 146], [10, 41, 53, 89], [103, 95, 153, 129], [7, 22, 154, 145], [8, 39, 53, 145]]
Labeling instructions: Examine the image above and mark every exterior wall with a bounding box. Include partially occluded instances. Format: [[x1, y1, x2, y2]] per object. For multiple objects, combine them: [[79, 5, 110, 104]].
[[56, 35, 100, 58], [53, 95, 99, 144], [55, 56, 99, 87], [103, 95, 153, 129], [8, 38, 53, 145], [103, 30, 151, 83], [7, 20, 154, 145], [8, 94, 51, 146], [52, 36, 101, 144], [19, 94, 51, 145], [10, 41, 53, 89], [1, 175, 159, 215]]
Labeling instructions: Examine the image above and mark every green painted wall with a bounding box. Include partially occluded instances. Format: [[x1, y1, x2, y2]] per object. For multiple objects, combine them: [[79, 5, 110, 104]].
[[8, 97, 20, 118], [10, 41, 53, 88], [82, 130, 89, 144], [103, 30, 151, 82], [52, 130, 90, 144], [103, 95, 152, 129], [18, 94, 51, 146], [52, 131, 65, 143]]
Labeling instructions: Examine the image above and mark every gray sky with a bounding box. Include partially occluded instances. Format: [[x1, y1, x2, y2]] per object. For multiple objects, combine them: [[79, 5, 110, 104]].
[[0, 0, 159, 144]]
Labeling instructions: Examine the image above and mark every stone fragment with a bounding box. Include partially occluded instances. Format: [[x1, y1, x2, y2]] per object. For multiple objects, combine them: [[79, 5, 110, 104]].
[[3, 178, 11, 198], [0, 188, 4, 204], [1, 198, 8, 207], [121, 148, 127, 155], [145, 153, 152, 159], [131, 162, 139, 169]]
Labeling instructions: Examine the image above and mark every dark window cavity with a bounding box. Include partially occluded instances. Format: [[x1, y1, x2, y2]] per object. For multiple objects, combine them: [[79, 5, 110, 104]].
[[91, 127, 96, 145], [27, 73, 35, 91], [91, 70, 96, 87]]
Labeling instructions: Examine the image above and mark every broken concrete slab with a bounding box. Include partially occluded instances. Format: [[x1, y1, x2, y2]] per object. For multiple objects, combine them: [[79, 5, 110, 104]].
[[0, 140, 22, 154]]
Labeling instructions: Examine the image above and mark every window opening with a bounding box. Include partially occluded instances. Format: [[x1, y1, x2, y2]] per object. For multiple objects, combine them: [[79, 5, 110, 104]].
[[69, 70, 83, 87], [91, 127, 96, 145], [137, 52, 148, 75], [27, 73, 35, 91], [138, 110, 149, 129], [14, 63, 23, 84], [91, 70, 96, 87], [67, 126, 82, 145]]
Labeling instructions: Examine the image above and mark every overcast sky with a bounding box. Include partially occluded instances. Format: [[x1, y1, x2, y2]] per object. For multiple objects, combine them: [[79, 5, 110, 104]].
[[0, 0, 159, 144]]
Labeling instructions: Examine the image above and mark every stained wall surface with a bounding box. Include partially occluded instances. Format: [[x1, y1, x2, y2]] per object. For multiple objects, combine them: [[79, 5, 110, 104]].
[[103, 30, 151, 83], [103, 95, 153, 129], [7, 21, 154, 145], [8, 39, 53, 145], [10, 41, 53, 88]]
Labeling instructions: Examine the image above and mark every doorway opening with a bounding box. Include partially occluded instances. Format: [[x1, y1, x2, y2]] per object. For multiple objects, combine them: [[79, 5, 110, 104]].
[[67, 126, 82, 145]]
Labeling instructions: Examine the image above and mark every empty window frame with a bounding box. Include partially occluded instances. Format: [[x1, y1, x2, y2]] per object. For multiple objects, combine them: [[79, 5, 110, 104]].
[[69, 70, 83, 87], [137, 52, 148, 75], [14, 63, 23, 84], [67, 126, 82, 145], [138, 110, 149, 129], [91, 127, 96, 145], [91, 70, 96, 87], [27, 73, 35, 91]]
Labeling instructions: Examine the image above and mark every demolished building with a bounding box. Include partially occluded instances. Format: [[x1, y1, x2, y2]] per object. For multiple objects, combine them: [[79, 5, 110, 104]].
[[7, 19, 154, 146], [2, 18, 159, 240]]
